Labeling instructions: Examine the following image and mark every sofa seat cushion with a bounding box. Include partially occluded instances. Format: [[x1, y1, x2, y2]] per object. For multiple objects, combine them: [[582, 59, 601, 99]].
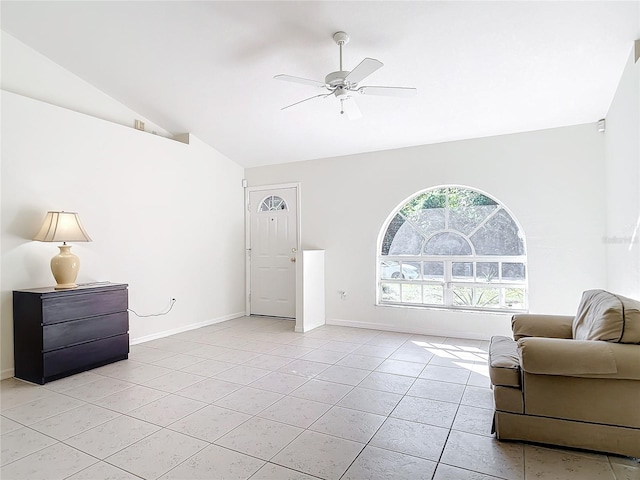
[[573, 290, 640, 344], [489, 336, 521, 388]]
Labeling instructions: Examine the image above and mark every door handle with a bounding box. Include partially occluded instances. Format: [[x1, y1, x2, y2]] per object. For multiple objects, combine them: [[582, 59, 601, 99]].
[[290, 257, 296, 263]]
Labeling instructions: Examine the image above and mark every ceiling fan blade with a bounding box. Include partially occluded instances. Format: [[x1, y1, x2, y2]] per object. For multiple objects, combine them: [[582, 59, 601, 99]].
[[274, 74, 326, 88], [344, 58, 383, 84], [358, 86, 418, 98], [341, 98, 362, 120], [282, 93, 332, 110]]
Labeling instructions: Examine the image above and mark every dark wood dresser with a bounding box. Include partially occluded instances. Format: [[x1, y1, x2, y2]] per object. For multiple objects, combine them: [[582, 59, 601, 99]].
[[13, 283, 129, 384]]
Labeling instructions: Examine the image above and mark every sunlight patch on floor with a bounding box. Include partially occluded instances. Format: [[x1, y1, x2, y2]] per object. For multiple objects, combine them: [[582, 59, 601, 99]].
[[409, 340, 490, 377]]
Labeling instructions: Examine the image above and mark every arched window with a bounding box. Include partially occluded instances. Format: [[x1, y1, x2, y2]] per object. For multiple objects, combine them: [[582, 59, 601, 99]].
[[259, 195, 288, 212], [378, 186, 527, 311]]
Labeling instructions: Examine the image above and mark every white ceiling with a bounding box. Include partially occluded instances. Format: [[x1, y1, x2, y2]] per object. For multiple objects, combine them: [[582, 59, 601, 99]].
[[2, 1, 639, 168]]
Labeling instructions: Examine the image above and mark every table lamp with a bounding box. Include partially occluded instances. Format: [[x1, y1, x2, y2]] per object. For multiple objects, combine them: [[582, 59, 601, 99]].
[[33, 211, 92, 289]]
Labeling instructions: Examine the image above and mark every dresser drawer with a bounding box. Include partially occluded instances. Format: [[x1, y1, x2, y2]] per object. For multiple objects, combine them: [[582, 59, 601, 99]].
[[14, 283, 129, 384], [42, 289, 128, 324], [43, 312, 128, 352], [44, 334, 129, 379]]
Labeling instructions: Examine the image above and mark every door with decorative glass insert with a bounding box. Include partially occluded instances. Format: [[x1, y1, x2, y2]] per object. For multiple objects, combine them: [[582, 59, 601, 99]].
[[249, 187, 298, 318]]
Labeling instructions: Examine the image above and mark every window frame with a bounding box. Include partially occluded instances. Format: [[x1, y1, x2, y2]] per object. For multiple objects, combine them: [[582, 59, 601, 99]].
[[259, 195, 288, 212], [377, 186, 528, 313]]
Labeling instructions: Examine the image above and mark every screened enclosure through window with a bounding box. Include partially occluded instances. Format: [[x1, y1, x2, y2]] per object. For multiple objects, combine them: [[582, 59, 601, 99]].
[[378, 186, 527, 311]]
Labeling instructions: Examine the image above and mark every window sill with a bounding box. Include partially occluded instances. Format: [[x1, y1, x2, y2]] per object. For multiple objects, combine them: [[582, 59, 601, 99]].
[[376, 302, 527, 316]]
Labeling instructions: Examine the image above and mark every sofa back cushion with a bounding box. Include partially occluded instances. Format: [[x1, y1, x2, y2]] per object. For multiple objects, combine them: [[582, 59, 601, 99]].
[[573, 289, 640, 344]]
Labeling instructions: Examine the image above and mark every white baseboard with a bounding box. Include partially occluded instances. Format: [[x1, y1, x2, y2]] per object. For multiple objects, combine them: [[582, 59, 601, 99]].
[[130, 311, 245, 345], [1, 313, 246, 380], [1, 316, 316, 381], [326, 317, 491, 341]]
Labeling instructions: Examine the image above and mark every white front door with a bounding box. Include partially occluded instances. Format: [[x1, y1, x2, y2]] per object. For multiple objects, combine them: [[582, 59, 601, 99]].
[[249, 187, 298, 318]]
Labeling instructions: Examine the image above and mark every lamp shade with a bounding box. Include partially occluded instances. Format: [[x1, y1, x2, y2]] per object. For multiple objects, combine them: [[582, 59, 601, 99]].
[[33, 211, 92, 243]]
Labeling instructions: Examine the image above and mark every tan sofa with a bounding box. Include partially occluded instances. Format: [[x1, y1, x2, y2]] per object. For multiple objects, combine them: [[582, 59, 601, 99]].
[[489, 289, 640, 457]]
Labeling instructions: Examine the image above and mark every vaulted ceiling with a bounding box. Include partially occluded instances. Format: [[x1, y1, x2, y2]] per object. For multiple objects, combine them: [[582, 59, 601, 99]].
[[2, 1, 638, 167]]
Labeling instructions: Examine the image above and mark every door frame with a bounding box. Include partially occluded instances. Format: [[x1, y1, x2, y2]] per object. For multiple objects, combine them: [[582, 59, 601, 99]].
[[245, 182, 301, 316]]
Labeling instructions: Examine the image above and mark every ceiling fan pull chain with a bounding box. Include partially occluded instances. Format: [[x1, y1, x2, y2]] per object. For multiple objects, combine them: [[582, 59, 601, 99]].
[[340, 99, 345, 115]]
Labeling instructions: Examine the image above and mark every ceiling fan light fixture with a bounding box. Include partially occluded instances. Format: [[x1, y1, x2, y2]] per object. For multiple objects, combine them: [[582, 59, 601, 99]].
[[334, 87, 350, 100]]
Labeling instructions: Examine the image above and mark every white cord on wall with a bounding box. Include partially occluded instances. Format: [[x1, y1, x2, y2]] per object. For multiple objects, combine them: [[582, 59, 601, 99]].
[[128, 298, 177, 317]]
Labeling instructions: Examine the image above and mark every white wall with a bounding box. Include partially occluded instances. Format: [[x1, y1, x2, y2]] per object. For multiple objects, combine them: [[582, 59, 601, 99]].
[[1, 31, 171, 138], [604, 43, 640, 298], [0, 35, 247, 378], [246, 124, 607, 339]]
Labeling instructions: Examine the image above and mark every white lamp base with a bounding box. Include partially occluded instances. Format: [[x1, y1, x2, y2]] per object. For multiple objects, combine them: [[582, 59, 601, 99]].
[[51, 244, 80, 290]]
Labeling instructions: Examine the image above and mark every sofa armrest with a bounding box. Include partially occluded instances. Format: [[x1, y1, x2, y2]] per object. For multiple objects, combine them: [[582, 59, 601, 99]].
[[517, 337, 640, 380], [511, 314, 574, 340]]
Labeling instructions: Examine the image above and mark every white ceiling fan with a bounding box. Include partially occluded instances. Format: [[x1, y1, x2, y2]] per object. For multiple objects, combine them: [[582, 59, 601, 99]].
[[275, 31, 417, 120]]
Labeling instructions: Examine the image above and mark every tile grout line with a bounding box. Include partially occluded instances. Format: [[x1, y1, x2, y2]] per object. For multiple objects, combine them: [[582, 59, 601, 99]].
[[9, 319, 627, 479]]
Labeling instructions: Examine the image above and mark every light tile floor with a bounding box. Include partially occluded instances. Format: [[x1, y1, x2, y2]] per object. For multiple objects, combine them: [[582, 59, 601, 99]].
[[1, 316, 639, 480]]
